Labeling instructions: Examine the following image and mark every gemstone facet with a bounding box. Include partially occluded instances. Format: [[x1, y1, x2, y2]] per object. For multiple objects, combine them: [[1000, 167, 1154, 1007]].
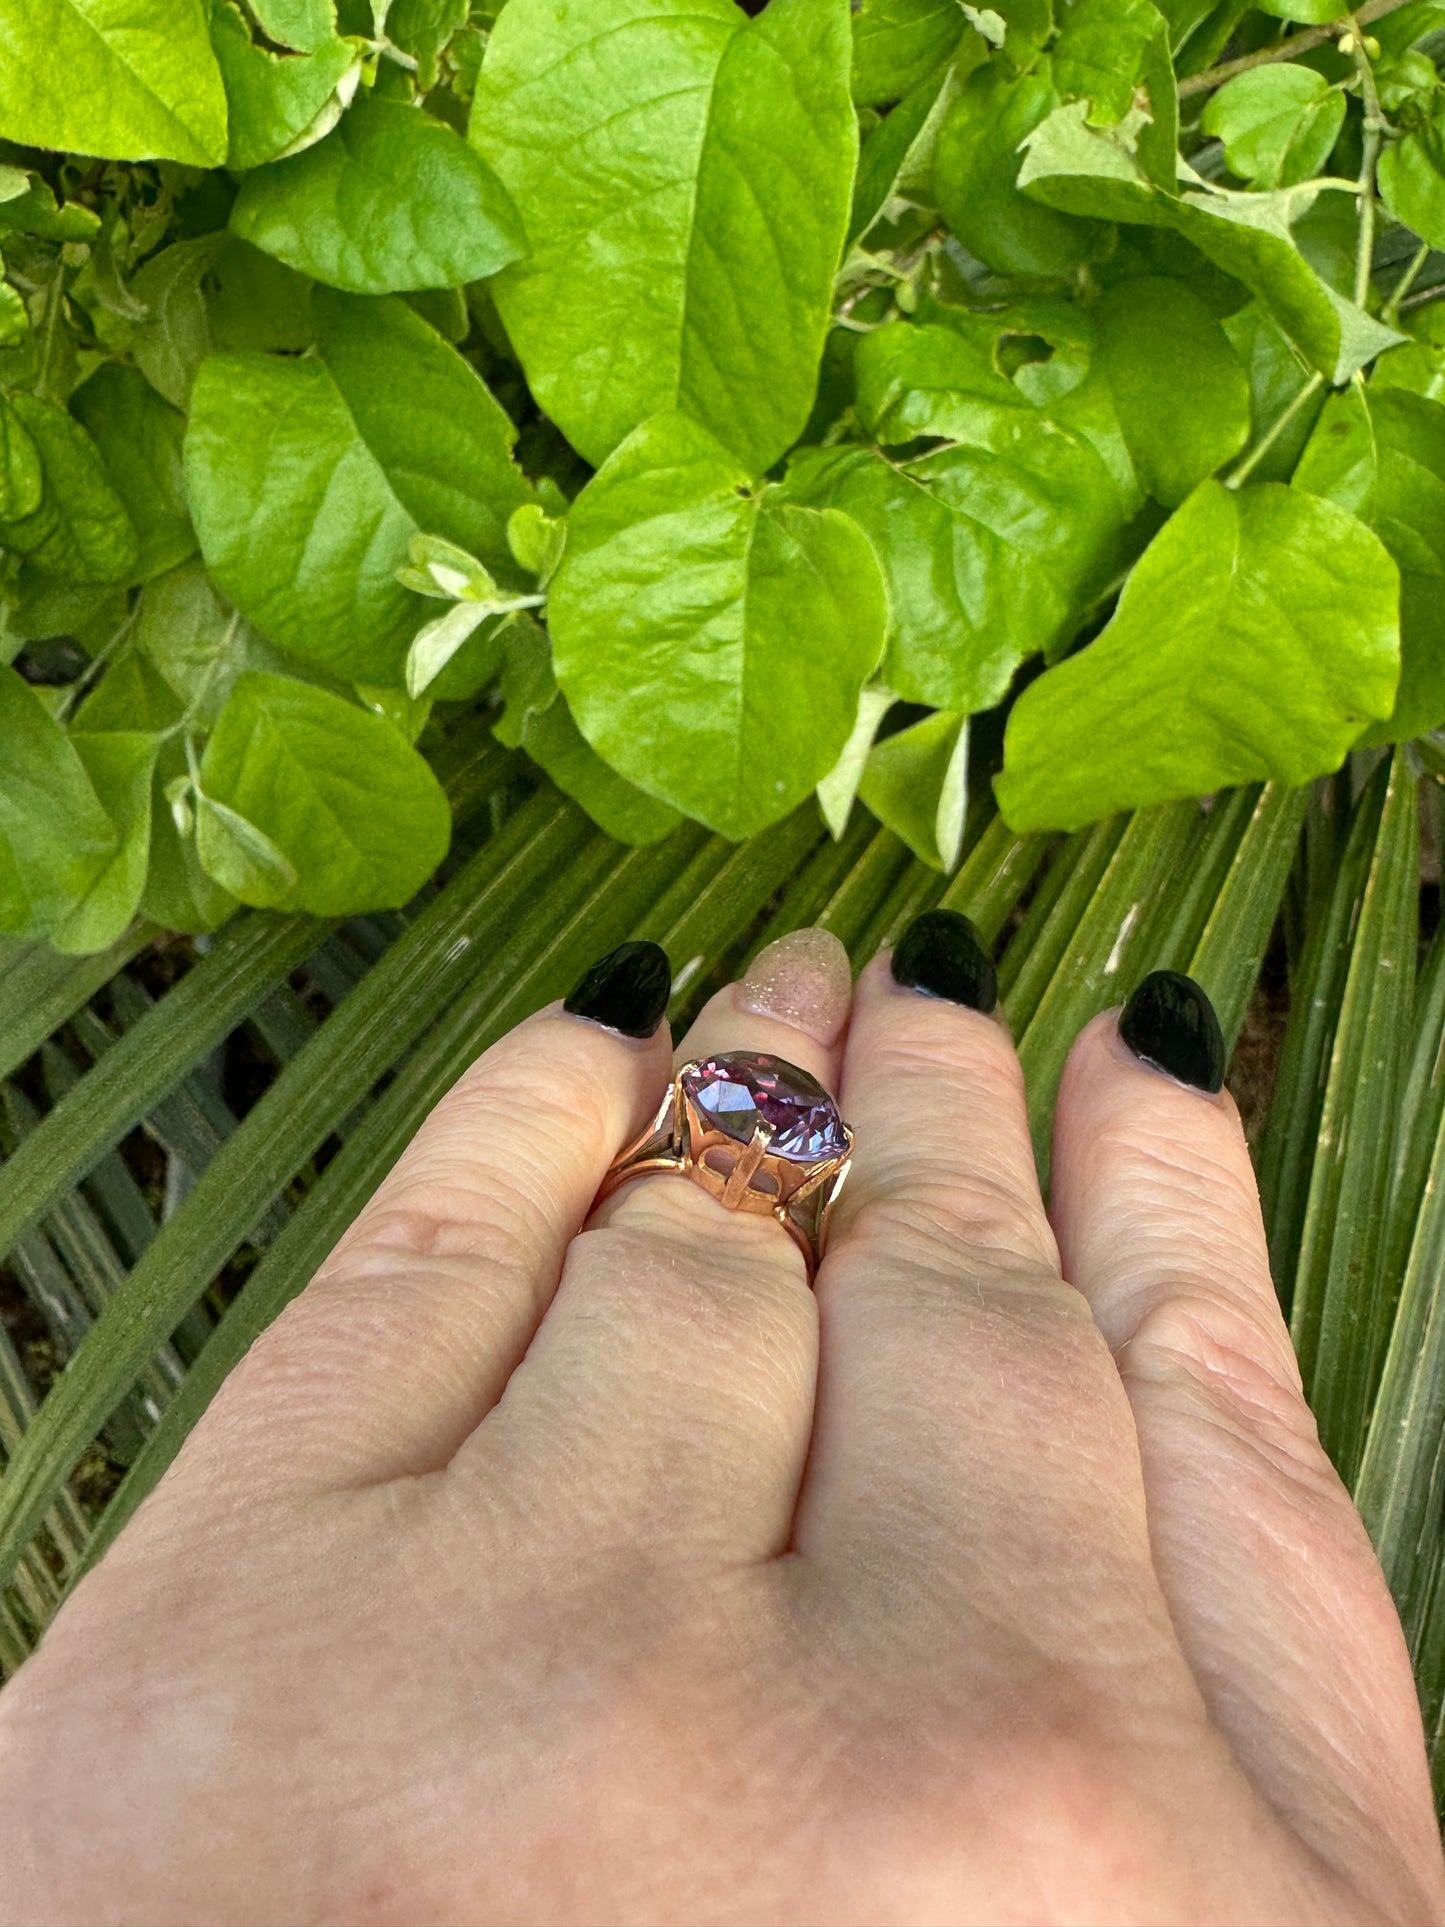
[[681, 1052, 846, 1162]]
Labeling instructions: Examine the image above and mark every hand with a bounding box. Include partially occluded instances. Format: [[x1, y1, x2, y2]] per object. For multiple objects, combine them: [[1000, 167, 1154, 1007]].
[[2, 916, 1441, 1927]]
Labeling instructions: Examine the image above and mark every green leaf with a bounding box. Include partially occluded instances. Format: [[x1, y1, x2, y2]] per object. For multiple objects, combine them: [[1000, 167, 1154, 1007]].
[[933, 59, 1110, 275], [1019, 107, 1403, 382], [995, 480, 1400, 830], [857, 709, 969, 871], [184, 288, 535, 682], [0, 666, 117, 938], [494, 617, 682, 845], [470, 0, 857, 473], [51, 732, 159, 955], [851, 0, 966, 106], [194, 792, 300, 900], [209, 0, 362, 171], [141, 740, 237, 934], [0, 174, 101, 244], [0, 0, 228, 166], [69, 363, 195, 583], [548, 412, 887, 841], [72, 645, 186, 736], [134, 560, 240, 717], [131, 233, 226, 410], [1297, 386, 1445, 743], [197, 671, 451, 912], [1292, 379, 1377, 516], [850, 50, 976, 247], [231, 92, 525, 295], [506, 504, 566, 585], [389, 0, 470, 88], [206, 237, 317, 355], [816, 684, 895, 839], [248, 0, 337, 51], [0, 281, 25, 349], [405, 601, 496, 696], [1223, 299, 1327, 480], [1253, 0, 1346, 22], [784, 430, 1125, 711], [1201, 64, 1347, 190], [1095, 276, 1251, 506], [1051, 0, 1167, 127], [854, 317, 1039, 446], [0, 394, 139, 585], [0, 393, 41, 522], [1379, 108, 1445, 252]]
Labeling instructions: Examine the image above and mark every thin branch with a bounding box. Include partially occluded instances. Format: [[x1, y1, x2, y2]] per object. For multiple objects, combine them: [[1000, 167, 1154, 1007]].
[[1350, 28, 1388, 310], [1385, 239, 1431, 323], [1178, 0, 1413, 100], [1400, 277, 1445, 312], [1224, 372, 1326, 490]]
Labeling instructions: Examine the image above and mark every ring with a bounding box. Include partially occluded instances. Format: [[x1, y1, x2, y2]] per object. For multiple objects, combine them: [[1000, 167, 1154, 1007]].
[[593, 1051, 854, 1283]]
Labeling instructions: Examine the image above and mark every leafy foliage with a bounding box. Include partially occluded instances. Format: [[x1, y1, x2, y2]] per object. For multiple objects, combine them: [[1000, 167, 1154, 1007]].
[[1, 0, 1445, 931]]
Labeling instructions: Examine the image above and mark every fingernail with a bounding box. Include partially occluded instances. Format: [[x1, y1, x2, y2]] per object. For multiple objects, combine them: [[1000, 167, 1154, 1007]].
[[737, 926, 853, 1046], [564, 940, 671, 1038], [1119, 970, 1225, 1094], [889, 908, 997, 1013]]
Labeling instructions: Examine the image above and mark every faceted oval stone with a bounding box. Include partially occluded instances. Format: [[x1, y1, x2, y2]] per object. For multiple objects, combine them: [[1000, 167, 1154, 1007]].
[[680, 1051, 847, 1162]]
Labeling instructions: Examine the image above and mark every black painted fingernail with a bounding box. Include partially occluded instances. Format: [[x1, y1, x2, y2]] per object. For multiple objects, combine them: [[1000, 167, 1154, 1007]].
[[1119, 970, 1225, 1093], [564, 940, 671, 1037], [889, 908, 997, 1013]]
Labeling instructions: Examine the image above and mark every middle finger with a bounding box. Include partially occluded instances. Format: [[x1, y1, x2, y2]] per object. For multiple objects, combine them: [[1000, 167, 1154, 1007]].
[[794, 914, 1182, 1684]]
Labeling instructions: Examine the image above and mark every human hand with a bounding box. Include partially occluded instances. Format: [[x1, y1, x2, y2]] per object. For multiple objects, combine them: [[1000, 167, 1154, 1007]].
[[1, 915, 1442, 1926]]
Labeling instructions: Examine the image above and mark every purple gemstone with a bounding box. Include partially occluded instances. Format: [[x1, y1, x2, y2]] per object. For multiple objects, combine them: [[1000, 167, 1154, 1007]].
[[681, 1051, 846, 1162]]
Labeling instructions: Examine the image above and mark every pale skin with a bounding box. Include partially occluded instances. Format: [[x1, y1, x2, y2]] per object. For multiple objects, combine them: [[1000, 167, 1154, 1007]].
[[1, 928, 1443, 1927]]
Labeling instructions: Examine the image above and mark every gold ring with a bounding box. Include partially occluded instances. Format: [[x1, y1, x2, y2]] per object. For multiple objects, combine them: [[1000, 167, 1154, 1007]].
[[593, 1051, 854, 1283]]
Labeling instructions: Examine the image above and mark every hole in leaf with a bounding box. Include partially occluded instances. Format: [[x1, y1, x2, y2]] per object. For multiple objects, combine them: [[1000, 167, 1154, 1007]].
[[995, 333, 1053, 379]]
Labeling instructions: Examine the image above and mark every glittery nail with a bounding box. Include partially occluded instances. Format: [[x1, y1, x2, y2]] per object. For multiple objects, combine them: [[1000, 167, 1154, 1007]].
[[736, 927, 853, 1047]]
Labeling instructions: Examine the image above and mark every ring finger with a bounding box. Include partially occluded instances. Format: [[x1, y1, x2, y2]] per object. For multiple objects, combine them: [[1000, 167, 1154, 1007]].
[[451, 928, 854, 1566]]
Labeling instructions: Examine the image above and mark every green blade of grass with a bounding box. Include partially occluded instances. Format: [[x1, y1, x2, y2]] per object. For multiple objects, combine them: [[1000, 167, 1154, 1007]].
[[1258, 764, 1396, 1318], [938, 809, 1052, 949], [1287, 750, 1418, 1485], [1356, 1096, 1445, 1652], [1013, 801, 1201, 1184], [997, 816, 1128, 1027], [0, 926, 160, 1084], [1180, 781, 1312, 1051]]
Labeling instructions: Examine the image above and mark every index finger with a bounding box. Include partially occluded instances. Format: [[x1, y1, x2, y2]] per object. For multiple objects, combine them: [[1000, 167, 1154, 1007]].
[[193, 941, 675, 1492]]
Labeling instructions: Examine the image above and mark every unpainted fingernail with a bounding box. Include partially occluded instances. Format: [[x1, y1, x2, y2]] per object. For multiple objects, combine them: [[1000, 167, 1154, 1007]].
[[736, 926, 853, 1046], [564, 940, 671, 1038], [1118, 969, 1225, 1093], [889, 908, 997, 1013]]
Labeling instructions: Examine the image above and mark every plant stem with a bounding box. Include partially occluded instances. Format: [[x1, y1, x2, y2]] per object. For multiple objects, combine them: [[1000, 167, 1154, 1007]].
[[1401, 277, 1445, 312], [1386, 240, 1432, 322], [1350, 26, 1387, 310], [1178, 0, 1412, 100], [51, 607, 136, 724], [1224, 371, 1326, 489]]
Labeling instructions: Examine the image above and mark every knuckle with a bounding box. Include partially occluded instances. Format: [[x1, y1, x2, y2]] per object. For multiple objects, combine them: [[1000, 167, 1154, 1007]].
[[1116, 1289, 1326, 1469], [842, 1171, 1058, 1273]]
